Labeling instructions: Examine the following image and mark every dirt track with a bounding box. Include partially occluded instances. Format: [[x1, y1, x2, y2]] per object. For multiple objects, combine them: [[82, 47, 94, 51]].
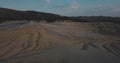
[[0, 21, 120, 63]]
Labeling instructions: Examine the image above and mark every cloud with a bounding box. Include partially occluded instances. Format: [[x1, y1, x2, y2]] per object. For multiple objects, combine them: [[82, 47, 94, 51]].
[[70, 0, 79, 9], [52, 1, 120, 16], [45, 0, 51, 3], [60, 0, 79, 16], [51, 0, 79, 10], [72, 5, 120, 16]]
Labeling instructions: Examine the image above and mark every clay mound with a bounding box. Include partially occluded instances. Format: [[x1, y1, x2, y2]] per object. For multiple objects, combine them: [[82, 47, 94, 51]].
[[0, 21, 120, 63], [103, 40, 120, 57], [0, 22, 54, 61]]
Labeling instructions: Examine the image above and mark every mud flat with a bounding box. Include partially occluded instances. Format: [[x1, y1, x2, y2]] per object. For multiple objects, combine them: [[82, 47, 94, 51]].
[[0, 21, 120, 63], [103, 40, 120, 57]]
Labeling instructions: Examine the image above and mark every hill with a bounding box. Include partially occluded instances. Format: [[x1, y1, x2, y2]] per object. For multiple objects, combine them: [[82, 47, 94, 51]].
[[0, 7, 62, 22], [74, 16, 120, 23], [0, 22, 120, 63], [0, 7, 120, 23]]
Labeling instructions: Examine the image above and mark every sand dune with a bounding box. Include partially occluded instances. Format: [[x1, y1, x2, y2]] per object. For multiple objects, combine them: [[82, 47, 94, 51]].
[[0, 21, 120, 63]]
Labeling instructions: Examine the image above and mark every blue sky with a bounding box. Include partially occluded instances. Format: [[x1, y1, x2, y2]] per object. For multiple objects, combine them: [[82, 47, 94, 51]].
[[0, 0, 120, 16]]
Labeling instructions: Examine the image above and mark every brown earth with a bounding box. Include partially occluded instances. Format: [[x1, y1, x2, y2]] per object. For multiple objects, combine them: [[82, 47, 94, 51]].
[[0, 21, 120, 63]]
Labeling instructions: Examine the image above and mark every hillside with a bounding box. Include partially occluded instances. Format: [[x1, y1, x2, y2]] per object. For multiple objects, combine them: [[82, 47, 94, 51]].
[[75, 16, 120, 23], [0, 21, 120, 63], [0, 7, 62, 22], [92, 22, 120, 37], [1, 7, 120, 23]]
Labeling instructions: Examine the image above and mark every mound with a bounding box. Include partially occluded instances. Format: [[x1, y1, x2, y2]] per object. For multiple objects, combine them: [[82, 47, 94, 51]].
[[0, 21, 120, 63]]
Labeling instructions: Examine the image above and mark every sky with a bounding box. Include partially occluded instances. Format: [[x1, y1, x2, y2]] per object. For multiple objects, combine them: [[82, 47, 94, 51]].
[[0, 0, 120, 16]]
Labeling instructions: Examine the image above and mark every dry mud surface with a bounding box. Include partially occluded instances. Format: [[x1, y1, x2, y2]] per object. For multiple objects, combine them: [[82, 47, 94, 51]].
[[0, 21, 120, 63]]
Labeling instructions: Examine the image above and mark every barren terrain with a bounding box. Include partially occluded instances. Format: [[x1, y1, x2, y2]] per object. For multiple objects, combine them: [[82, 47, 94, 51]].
[[0, 21, 120, 63]]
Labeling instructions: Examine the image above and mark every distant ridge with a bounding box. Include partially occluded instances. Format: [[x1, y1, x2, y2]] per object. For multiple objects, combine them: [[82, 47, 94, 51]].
[[0, 7, 120, 23], [0, 7, 62, 22]]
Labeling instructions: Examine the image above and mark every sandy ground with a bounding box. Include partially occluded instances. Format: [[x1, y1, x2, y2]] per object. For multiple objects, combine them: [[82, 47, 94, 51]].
[[0, 21, 120, 63]]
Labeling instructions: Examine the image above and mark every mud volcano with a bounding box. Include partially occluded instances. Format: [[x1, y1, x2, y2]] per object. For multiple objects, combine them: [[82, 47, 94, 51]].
[[0, 21, 120, 63]]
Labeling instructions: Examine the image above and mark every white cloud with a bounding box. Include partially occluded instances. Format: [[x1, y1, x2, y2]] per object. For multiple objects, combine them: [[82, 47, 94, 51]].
[[51, 0, 80, 16], [70, 0, 79, 9], [45, 0, 51, 3], [61, 0, 79, 15], [79, 5, 120, 16]]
